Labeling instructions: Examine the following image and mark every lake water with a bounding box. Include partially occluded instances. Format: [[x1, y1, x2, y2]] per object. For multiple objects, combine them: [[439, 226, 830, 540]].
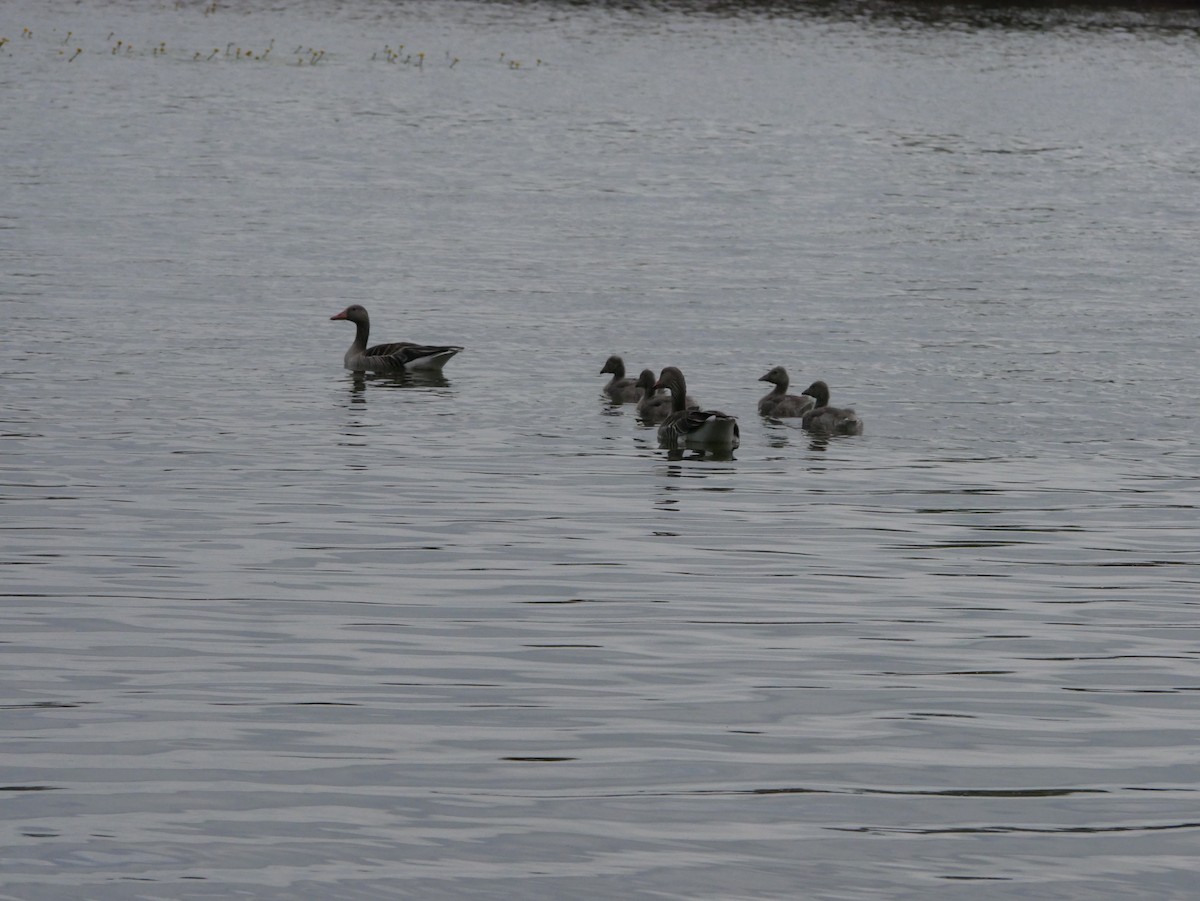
[[3, 0, 1199, 897]]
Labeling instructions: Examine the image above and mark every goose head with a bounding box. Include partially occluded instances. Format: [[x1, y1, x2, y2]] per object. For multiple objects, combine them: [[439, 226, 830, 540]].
[[330, 304, 369, 325], [600, 355, 626, 377], [652, 366, 687, 398], [758, 365, 789, 388], [800, 380, 830, 408]]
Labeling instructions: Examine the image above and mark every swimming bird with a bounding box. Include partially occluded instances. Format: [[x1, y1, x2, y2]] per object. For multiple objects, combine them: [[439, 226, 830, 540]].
[[634, 369, 698, 422], [799, 380, 864, 435], [653, 366, 739, 449], [600, 355, 642, 402], [330, 304, 462, 372], [757, 365, 816, 418]]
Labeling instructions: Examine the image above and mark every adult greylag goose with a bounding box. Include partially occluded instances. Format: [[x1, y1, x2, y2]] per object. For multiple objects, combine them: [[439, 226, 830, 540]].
[[758, 365, 816, 418], [634, 369, 698, 422], [600, 355, 642, 403], [800, 380, 864, 435], [330, 304, 463, 372], [653, 366, 739, 449]]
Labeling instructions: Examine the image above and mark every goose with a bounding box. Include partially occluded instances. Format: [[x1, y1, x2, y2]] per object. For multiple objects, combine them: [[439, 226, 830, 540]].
[[330, 304, 462, 372], [653, 366, 739, 449], [635, 369, 699, 422], [600, 355, 642, 402], [758, 365, 816, 418], [799, 380, 864, 435]]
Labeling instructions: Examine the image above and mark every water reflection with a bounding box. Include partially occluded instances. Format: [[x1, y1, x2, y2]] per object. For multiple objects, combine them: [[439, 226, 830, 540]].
[[342, 371, 454, 412], [348, 371, 453, 394], [759, 420, 842, 453], [339, 371, 457, 441], [663, 446, 738, 462], [7, 1, 1200, 897], [806, 435, 832, 453]]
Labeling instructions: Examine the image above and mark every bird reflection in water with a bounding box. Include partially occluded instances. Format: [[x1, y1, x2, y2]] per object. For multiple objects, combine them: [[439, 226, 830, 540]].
[[664, 446, 737, 463], [348, 369, 452, 401]]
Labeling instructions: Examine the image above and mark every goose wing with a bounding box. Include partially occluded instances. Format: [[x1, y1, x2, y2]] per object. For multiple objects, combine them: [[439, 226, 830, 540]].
[[365, 340, 419, 357], [660, 409, 740, 447]]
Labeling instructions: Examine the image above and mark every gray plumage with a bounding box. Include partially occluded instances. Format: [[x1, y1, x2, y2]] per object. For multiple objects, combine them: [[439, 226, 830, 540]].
[[758, 365, 816, 417], [800, 380, 864, 435], [330, 304, 462, 372], [635, 369, 697, 422], [600, 355, 642, 403], [653, 366, 739, 449]]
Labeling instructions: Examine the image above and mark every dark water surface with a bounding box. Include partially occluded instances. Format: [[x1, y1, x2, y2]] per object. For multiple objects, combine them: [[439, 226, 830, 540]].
[[3, 1, 1199, 898]]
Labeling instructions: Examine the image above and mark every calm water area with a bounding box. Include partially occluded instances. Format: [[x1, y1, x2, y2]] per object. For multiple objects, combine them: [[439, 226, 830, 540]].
[[2, 0, 1200, 897]]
